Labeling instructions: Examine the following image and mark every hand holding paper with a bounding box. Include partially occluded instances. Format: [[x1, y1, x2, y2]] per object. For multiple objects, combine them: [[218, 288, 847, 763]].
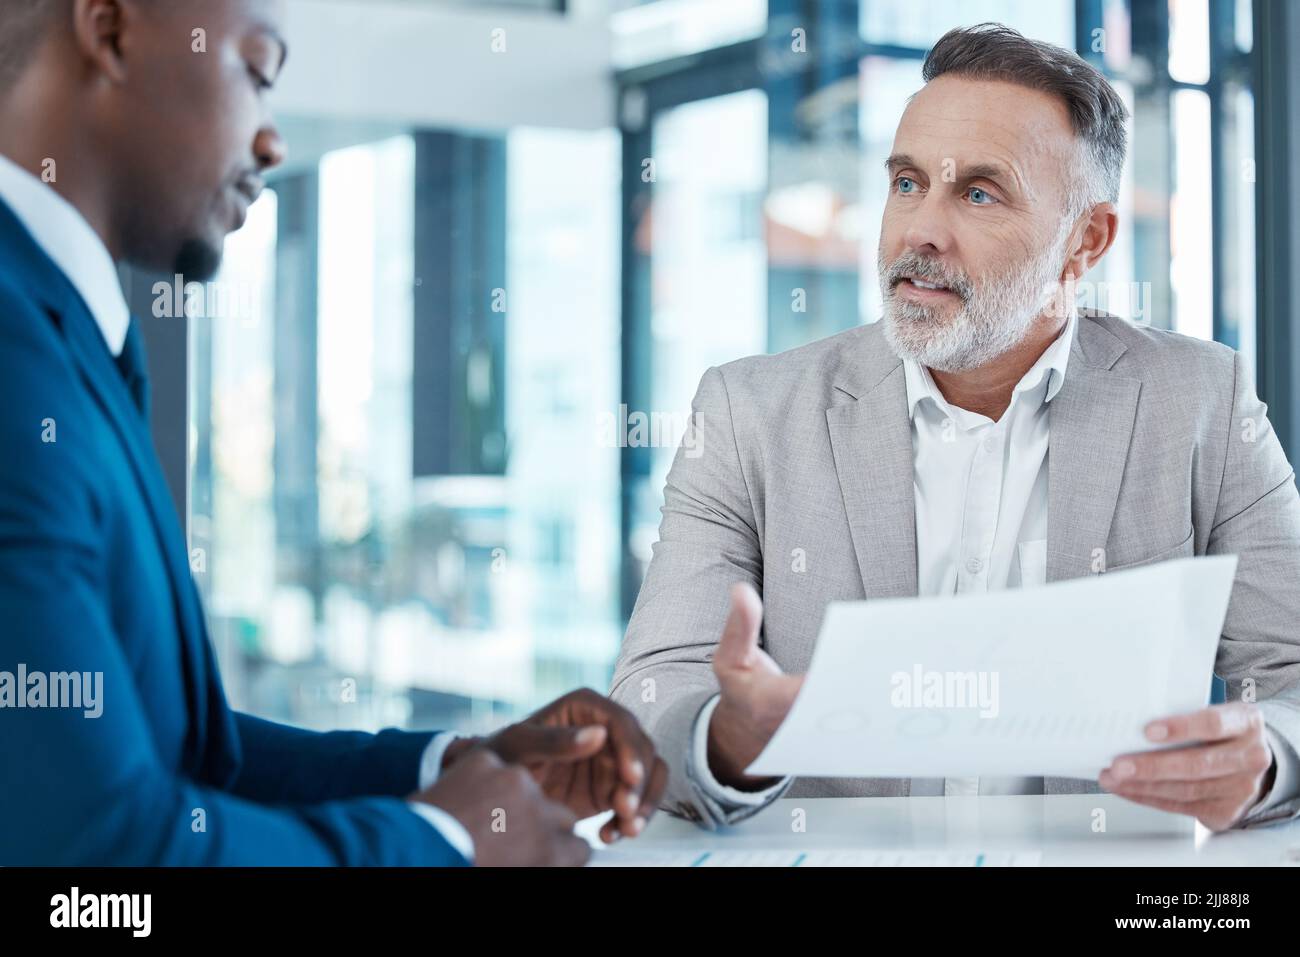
[[747, 556, 1239, 781], [1100, 699, 1277, 831]]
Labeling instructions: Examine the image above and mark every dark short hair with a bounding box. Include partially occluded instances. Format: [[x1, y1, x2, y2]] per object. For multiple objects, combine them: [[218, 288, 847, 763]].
[[0, 0, 64, 91], [922, 22, 1130, 211]]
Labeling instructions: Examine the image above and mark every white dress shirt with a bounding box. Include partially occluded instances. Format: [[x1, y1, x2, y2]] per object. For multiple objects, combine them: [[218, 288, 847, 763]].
[[409, 732, 476, 862], [903, 309, 1074, 798], [689, 310, 1291, 820], [0, 150, 475, 864], [0, 152, 130, 356]]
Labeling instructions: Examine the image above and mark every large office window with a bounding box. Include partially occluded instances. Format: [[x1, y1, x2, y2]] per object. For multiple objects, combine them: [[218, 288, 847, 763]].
[[194, 124, 620, 734], [643, 90, 769, 538]]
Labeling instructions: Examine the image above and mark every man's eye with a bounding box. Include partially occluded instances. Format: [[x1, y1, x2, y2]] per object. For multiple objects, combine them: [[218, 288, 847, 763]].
[[894, 176, 918, 195], [967, 187, 997, 205], [248, 66, 272, 91]]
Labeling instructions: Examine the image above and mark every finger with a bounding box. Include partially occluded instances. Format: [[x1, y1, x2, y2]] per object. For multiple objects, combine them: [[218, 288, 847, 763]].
[[631, 756, 669, 831], [512, 723, 608, 764], [591, 760, 633, 840], [714, 582, 764, 672], [1144, 703, 1262, 746], [601, 763, 640, 829], [610, 760, 667, 839], [1103, 737, 1272, 783], [560, 748, 579, 802], [581, 750, 603, 819], [593, 739, 646, 836], [587, 751, 637, 835], [614, 732, 649, 801], [598, 817, 623, 845], [599, 786, 640, 838]]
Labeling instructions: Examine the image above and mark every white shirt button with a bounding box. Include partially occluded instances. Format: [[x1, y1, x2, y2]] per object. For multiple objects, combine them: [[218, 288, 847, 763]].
[[966, 557, 984, 574], [983, 435, 1000, 453]]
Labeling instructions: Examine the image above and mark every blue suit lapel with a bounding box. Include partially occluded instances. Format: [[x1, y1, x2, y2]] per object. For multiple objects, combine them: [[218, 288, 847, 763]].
[[0, 199, 240, 785]]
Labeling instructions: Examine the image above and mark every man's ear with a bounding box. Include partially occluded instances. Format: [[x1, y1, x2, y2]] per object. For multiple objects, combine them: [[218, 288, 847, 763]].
[[70, 0, 131, 85], [1061, 201, 1119, 283]]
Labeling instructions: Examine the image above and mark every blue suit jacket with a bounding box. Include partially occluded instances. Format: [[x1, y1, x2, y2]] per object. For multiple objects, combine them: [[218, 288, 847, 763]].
[[0, 198, 466, 865]]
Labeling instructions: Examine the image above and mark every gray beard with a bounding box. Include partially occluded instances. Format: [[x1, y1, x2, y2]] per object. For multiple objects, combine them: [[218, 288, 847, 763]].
[[878, 238, 1068, 373]]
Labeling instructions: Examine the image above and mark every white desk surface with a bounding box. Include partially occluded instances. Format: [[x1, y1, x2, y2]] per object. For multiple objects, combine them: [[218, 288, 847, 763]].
[[586, 795, 1300, 866]]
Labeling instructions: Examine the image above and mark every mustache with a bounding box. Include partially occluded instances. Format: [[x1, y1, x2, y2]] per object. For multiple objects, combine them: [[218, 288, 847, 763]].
[[883, 254, 974, 302]]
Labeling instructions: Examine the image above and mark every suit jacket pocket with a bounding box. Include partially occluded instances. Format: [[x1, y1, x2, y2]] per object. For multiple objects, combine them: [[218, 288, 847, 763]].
[[1105, 528, 1195, 572]]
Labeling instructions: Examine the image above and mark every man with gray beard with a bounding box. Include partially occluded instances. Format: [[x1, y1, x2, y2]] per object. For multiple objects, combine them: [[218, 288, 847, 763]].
[[610, 22, 1300, 832], [877, 214, 1074, 375]]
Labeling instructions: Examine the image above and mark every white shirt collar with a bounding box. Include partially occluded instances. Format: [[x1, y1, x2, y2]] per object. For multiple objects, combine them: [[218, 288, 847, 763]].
[[0, 152, 130, 356], [903, 308, 1077, 424]]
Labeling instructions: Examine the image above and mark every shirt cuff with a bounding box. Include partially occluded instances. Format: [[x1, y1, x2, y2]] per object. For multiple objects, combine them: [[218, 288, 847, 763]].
[[1244, 724, 1300, 818], [688, 694, 791, 816], [417, 732, 465, 792], [407, 801, 475, 864]]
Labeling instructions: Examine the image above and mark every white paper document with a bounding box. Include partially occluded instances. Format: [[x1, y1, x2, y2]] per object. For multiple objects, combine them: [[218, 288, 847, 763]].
[[747, 555, 1238, 780]]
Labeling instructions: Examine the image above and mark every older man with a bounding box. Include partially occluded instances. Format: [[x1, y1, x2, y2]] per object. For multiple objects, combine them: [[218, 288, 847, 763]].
[[611, 22, 1300, 832]]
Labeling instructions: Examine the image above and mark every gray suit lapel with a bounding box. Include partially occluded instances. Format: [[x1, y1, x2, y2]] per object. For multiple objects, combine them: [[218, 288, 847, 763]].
[[825, 337, 918, 600], [1046, 314, 1143, 582]]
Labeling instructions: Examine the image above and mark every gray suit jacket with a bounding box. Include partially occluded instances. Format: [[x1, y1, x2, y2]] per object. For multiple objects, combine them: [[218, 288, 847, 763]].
[[610, 310, 1300, 828]]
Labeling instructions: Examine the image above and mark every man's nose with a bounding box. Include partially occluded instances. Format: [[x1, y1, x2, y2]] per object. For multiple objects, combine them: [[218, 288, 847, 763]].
[[254, 126, 288, 173], [900, 193, 955, 256]]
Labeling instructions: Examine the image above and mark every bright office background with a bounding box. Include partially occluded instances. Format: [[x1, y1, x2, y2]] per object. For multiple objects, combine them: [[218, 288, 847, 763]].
[[181, 0, 1260, 736]]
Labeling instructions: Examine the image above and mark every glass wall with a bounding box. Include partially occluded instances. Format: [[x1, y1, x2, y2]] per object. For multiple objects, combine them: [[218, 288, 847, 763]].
[[644, 90, 769, 532], [195, 125, 620, 734]]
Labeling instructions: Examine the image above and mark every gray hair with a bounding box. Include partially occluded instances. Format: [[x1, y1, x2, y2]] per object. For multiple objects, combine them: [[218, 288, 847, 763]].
[[922, 22, 1130, 216]]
